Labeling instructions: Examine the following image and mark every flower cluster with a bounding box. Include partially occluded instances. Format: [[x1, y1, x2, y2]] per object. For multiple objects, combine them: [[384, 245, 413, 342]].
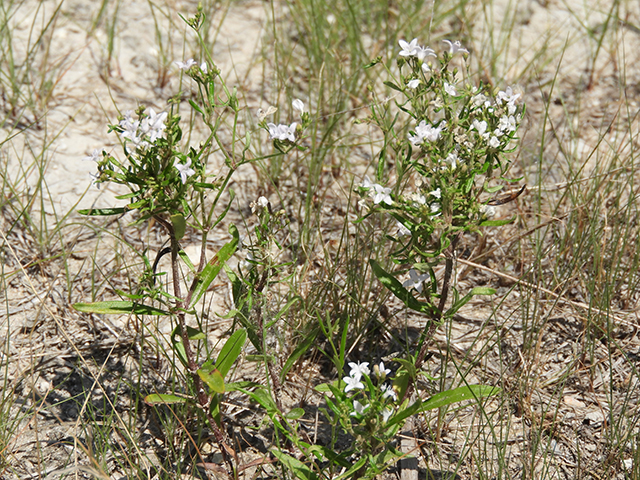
[[342, 361, 398, 424], [119, 108, 168, 151]]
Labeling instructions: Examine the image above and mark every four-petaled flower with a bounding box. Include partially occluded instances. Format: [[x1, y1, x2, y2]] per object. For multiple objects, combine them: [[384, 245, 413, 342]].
[[403, 268, 429, 293], [348, 361, 370, 378], [443, 39, 469, 55], [350, 400, 369, 417], [361, 176, 393, 205], [175, 158, 195, 184], [381, 384, 398, 402], [399, 38, 420, 57], [407, 79, 421, 89], [268, 122, 297, 142], [343, 374, 364, 393], [444, 82, 457, 96], [83, 149, 101, 163], [175, 58, 197, 70]]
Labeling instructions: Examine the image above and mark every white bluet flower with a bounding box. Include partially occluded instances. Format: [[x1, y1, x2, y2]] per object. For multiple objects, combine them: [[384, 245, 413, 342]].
[[444, 82, 457, 96], [200, 62, 208, 74], [443, 40, 469, 55], [175, 58, 197, 70], [415, 45, 436, 61], [343, 374, 364, 393], [350, 400, 369, 417], [382, 408, 394, 423], [403, 269, 429, 293], [175, 158, 195, 184], [429, 188, 442, 199], [348, 361, 370, 377], [399, 38, 420, 57], [381, 384, 398, 401], [489, 136, 500, 148], [83, 149, 101, 163], [472, 119, 488, 136], [267, 122, 297, 142], [292, 99, 305, 114], [407, 79, 421, 89], [375, 361, 391, 379]]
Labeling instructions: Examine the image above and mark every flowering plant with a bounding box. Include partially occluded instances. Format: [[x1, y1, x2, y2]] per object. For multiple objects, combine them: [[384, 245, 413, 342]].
[[358, 38, 524, 398]]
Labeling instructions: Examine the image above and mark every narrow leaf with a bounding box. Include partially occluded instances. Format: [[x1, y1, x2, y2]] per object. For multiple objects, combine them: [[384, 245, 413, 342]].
[[188, 224, 239, 309], [370, 260, 436, 315], [198, 368, 225, 393], [144, 393, 188, 405], [480, 216, 516, 227], [421, 385, 501, 411], [216, 329, 247, 378], [171, 213, 186, 241], [73, 301, 168, 316], [78, 207, 126, 216]]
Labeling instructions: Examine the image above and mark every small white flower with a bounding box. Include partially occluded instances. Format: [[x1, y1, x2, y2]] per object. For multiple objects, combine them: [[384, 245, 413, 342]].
[[489, 136, 500, 148], [415, 45, 436, 61], [343, 374, 364, 393], [403, 269, 429, 293], [407, 79, 421, 89], [381, 384, 398, 401], [399, 38, 420, 57], [480, 204, 497, 218], [83, 149, 101, 163], [498, 115, 517, 133], [472, 119, 488, 136], [396, 221, 411, 237], [200, 62, 208, 74], [409, 120, 444, 146], [443, 39, 469, 55], [429, 188, 441, 199], [375, 361, 391, 379], [89, 172, 101, 189], [421, 63, 432, 74], [175, 58, 197, 70], [350, 400, 369, 417], [446, 152, 459, 169], [444, 82, 457, 96], [371, 184, 393, 205], [408, 192, 427, 206], [348, 361, 370, 377], [175, 158, 195, 184], [292, 99, 305, 114], [257, 196, 269, 208], [430, 203, 441, 216], [267, 122, 297, 142], [382, 408, 394, 423]]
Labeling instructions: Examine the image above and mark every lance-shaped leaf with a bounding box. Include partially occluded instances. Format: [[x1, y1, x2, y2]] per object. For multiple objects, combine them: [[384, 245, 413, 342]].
[[73, 301, 169, 315], [198, 367, 225, 393], [420, 384, 501, 410], [78, 207, 126, 216], [188, 224, 239, 309], [215, 329, 247, 378], [370, 260, 437, 315], [144, 393, 189, 405]]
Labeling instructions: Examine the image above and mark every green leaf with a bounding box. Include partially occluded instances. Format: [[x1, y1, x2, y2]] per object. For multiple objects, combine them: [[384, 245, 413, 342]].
[[386, 399, 424, 428], [370, 260, 436, 315], [363, 56, 382, 69], [480, 216, 516, 227], [178, 249, 196, 273], [215, 329, 246, 378], [236, 386, 279, 416], [314, 383, 332, 393], [186, 325, 206, 340], [188, 224, 239, 309], [73, 301, 169, 316], [421, 385, 501, 411], [171, 213, 186, 241], [446, 287, 496, 317], [198, 367, 225, 393], [144, 393, 188, 405], [270, 450, 318, 480], [285, 408, 305, 419], [383, 81, 403, 92], [77, 207, 126, 216]]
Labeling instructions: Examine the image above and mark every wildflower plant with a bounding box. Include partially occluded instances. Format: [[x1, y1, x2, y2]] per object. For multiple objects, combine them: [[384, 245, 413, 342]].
[[361, 38, 524, 398], [72, 8, 255, 469]]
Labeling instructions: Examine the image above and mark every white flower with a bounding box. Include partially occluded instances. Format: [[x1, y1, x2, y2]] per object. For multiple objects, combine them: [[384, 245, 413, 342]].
[[343, 374, 364, 393], [375, 361, 391, 379], [396, 221, 411, 237], [430, 203, 441, 216], [267, 122, 297, 142], [252, 196, 269, 213], [140, 108, 167, 142], [415, 45, 436, 61], [348, 361, 370, 377], [403, 268, 429, 293], [407, 79, 421, 89], [83, 149, 101, 163], [421, 63, 432, 74], [472, 119, 488, 136], [292, 99, 305, 114], [175, 158, 195, 184], [480, 204, 497, 218], [498, 115, 517, 133], [381, 384, 398, 401], [399, 38, 420, 57], [408, 192, 427, 206], [429, 188, 441, 199], [444, 82, 457, 96], [446, 152, 459, 169], [89, 172, 101, 189], [443, 39, 469, 55], [350, 400, 369, 417], [175, 58, 197, 70], [409, 120, 444, 145], [382, 408, 394, 423], [489, 136, 500, 148], [361, 176, 392, 205], [200, 62, 208, 74]]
